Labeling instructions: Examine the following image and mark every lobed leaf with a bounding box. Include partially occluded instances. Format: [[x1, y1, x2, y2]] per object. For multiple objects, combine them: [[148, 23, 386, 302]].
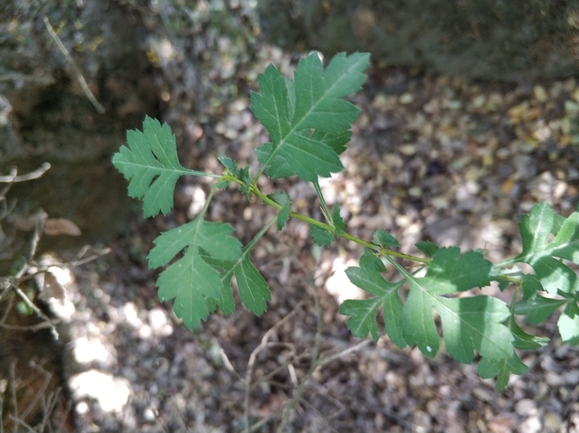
[[201, 248, 271, 317], [515, 203, 579, 295], [332, 204, 346, 235], [511, 203, 579, 342], [113, 116, 200, 217], [200, 221, 274, 316], [373, 229, 399, 248], [268, 191, 291, 230], [339, 250, 406, 347], [310, 224, 334, 246], [251, 52, 370, 181], [558, 302, 579, 345], [148, 217, 243, 331]]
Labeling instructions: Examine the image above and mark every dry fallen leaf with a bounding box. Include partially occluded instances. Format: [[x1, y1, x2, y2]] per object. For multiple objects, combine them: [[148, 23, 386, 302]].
[[44, 218, 81, 236]]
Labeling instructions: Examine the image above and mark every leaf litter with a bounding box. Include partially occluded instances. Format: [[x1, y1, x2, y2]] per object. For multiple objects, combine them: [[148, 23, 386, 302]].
[[54, 1, 579, 432]]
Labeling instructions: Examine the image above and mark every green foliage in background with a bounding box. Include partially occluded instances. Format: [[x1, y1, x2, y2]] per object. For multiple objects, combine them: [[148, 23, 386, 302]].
[[113, 52, 579, 393]]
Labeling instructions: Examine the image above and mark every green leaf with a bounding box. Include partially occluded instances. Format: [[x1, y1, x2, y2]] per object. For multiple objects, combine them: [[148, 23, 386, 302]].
[[238, 166, 252, 197], [508, 317, 549, 350], [478, 355, 528, 392], [373, 229, 399, 248], [392, 247, 526, 388], [340, 250, 406, 347], [415, 241, 439, 257], [339, 298, 382, 342], [113, 116, 202, 217], [514, 203, 579, 295], [332, 204, 345, 235], [148, 217, 243, 330], [251, 52, 370, 181], [358, 249, 386, 273], [201, 248, 271, 316], [200, 221, 274, 316], [310, 224, 334, 246], [268, 191, 291, 230], [521, 273, 543, 300], [218, 155, 238, 176], [396, 248, 492, 356], [558, 302, 579, 345], [515, 295, 566, 325]]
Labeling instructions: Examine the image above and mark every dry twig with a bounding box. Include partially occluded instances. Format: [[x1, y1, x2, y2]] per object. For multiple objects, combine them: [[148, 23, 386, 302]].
[[244, 302, 303, 432], [42, 15, 105, 114]]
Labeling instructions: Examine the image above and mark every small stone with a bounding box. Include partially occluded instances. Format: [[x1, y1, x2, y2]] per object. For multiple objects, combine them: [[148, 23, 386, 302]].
[[412, 410, 431, 433], [550, 81, 564, 98], [514, 154, 537, 179], [472, 94, 486, 108], [545, 371, 565, 386], [563, 370, 579, 385], [544, 411, 562, 432], [447, 100, 462, 109], [472, 387, 493, 402], [408, 186, 421, 197], [399, 92, 414, 104], [565, 100, 579, 115], [496, 148, 511, 159], [518, 416, 542, 433], [515, 398, 537, 416], [533, 85, 548, 102], [399, 143, 417, 155], [372, 92, 389, 110]]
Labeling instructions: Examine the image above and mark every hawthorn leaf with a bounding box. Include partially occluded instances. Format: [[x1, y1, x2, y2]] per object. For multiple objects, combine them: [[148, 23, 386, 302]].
[[268, 191, 291, 230], [478, 355, 528, 392], [340, 298, 381, 342], [332, 204, 345, 235], [239, 166, 252, 197], [358, 249, 386, 273], [310, 224, 334, 246], [392, 247, 526, 388], [148, 217, 243, 330], [200, 221, 274, 316], [508, 317, 549, 350], [252, 52, 370, 181], [514, 203, 579, 295], [373, 229, 399, 248], [415, 241, 439, 258], [395, 248, 493, 357], [218, 155, 238, 176], [515, 295, 566, 325], [558, 302, 579, 345], [521, 273, 543, 300], [340, 250, 406, 347], [113, 116, 209, 217], [201, 248, 271, 316]]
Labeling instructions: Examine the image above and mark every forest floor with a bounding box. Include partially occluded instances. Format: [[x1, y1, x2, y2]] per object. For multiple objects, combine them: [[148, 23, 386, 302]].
[[37, 1, 579, 432]]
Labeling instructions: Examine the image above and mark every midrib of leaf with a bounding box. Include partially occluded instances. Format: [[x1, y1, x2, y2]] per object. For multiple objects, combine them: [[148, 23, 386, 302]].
[[526, 203, 553, 255], [119, 160, 217, 178], [392, 261, 513, 362], [408, 276, 514, 362], [257, 57, 366, 177], [511, 238, 579, 265], [206, 218, 275, 300], [350, 299, 382, 336]]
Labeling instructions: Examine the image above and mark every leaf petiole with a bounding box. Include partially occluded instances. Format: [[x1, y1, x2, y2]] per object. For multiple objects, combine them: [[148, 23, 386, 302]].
[[221, 172, 431, 265], [312, 180, 332, 225]]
